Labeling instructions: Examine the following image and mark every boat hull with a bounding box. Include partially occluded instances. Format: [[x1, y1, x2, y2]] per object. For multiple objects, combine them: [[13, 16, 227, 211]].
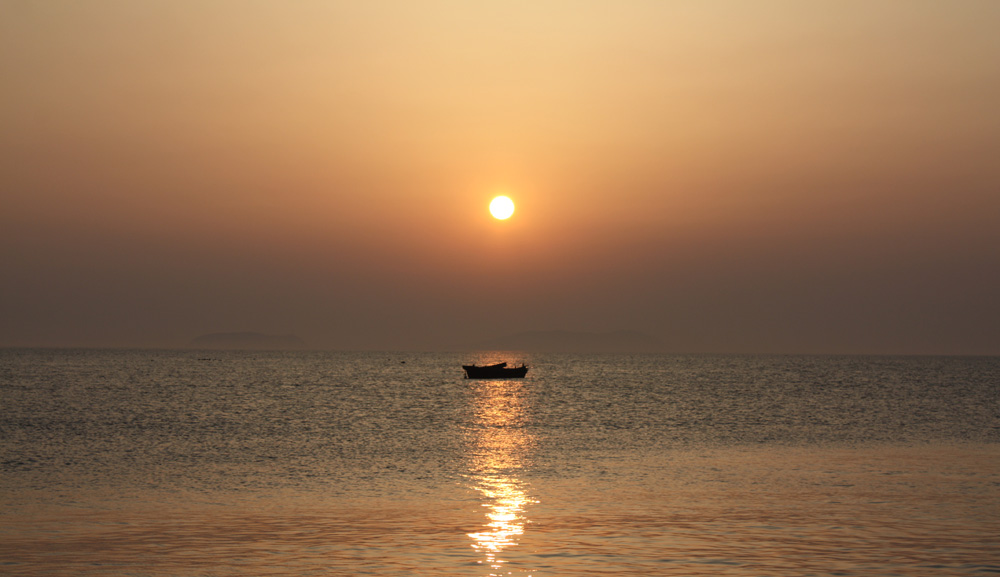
[[462, 364, 528, 379]]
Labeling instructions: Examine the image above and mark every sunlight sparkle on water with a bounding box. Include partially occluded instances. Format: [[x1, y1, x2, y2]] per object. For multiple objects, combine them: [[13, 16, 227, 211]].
[[466, 379, 536, 575]]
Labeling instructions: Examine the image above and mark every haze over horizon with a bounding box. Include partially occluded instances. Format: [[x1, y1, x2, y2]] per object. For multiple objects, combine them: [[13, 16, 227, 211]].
[[3, 2, 998, 355]]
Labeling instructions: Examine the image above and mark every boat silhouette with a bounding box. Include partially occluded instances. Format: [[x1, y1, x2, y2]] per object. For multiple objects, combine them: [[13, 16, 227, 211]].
[[462, 362, 528, 379]]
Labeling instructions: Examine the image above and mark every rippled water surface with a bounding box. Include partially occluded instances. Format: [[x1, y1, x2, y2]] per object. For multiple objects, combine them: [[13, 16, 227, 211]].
[[2, 350, 998, 575]]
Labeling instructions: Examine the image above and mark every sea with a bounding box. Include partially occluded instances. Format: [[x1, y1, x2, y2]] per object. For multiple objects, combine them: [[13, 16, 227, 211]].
[[1, 349, 998, 576]]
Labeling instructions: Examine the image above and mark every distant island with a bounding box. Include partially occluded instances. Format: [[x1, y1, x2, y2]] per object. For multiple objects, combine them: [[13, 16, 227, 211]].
[[476, 330, 660, 353], [188, 332, 306, 350]]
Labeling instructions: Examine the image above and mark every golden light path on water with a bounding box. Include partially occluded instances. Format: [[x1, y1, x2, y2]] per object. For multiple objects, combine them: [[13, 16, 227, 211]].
[[465, 375, 536, 576]]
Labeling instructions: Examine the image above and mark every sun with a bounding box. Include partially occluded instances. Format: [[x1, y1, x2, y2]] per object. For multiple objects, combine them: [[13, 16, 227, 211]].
[[489, 196, 515, 220]]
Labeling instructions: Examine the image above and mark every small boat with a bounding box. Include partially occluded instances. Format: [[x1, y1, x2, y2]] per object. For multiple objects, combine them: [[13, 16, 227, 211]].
[[462, 362, 528, 379]]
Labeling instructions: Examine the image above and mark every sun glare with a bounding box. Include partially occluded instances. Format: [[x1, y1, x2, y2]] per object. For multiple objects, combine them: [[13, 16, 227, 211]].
[[489, 196, 515, 220]]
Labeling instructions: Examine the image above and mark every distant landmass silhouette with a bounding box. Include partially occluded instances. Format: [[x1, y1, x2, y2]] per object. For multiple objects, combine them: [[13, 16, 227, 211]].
[[189, 332, 306, 350], [477, 330, 660, 353]]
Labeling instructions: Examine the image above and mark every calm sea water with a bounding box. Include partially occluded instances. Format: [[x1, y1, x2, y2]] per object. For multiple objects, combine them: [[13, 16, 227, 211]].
[[1, 349, 998, 576]]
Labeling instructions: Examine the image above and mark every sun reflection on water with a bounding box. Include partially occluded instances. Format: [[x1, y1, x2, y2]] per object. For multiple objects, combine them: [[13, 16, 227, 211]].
[[465, 378, 536, 576]]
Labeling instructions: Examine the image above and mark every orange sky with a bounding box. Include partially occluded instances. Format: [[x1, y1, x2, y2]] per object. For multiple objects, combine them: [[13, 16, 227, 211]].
[[2, 1, 998, 353]]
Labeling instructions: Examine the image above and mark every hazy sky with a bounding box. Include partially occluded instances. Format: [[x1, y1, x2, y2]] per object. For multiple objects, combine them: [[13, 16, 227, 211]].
[[2, 1, 999, 353]]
